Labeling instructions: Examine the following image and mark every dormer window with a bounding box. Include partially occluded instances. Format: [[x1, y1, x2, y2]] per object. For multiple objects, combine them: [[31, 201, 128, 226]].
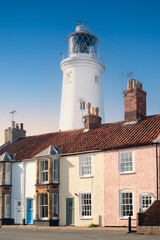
[[53, 159, 59, 183], [39, 160, 48, 184]]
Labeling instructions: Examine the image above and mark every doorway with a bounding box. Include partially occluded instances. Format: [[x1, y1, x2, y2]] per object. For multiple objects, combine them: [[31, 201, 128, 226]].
[[15, 199, 22, 224], [66, 198, 75, 225], [27, 199, 33, 224]]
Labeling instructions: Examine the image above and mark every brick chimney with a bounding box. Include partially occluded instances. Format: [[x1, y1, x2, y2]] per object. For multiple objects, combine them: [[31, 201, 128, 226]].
[[84, 103, 102, 130], [5, 121, 26, 143], [124, 79, 147, 122]]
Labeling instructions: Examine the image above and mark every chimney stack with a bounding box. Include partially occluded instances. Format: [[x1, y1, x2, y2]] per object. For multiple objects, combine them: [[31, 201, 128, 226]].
[[5, 122, 26, 143], [20, 123, 23, 130], [124, 79, 147, 123], [84, 103, 102, 130]]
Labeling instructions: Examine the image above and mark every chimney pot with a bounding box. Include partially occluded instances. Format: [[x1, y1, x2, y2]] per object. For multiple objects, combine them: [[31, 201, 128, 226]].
[[16, 124, 19, 129], [20, 123, 23, 130], [84, 105, 101, 130], [86, 102, 91, 114], [95, 107, 99, 116]]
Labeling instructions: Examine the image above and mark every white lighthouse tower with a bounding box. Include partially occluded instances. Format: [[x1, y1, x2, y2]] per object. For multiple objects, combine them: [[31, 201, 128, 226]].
[[59, 24, 105, 131]]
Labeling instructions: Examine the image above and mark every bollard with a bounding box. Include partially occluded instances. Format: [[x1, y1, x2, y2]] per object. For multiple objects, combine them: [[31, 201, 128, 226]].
[[128, 213, 131, 233]]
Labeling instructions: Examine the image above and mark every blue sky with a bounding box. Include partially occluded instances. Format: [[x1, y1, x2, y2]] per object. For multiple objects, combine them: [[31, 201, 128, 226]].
[[0, 0, 160, 144]]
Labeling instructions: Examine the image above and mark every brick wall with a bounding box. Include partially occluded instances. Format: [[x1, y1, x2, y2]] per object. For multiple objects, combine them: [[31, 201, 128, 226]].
[[138, 200, 160, 226]]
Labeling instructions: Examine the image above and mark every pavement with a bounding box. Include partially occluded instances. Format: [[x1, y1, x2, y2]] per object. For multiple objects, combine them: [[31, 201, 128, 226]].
[[0, 226, 160, 240]]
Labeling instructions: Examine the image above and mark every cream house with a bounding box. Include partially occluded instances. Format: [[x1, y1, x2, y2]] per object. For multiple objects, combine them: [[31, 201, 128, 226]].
[[59, 152, 104, 226]]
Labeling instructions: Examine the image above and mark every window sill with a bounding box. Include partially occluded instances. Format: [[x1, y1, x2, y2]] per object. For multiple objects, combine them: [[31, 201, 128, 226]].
[[119, 171, 135, 175], [80, 175, 93, 179], [120, 217, 135, 220], [80, 217, 93, 220]]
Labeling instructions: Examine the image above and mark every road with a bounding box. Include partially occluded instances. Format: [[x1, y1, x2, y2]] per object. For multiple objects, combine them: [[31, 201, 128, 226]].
[[0, 228, 160, 240]]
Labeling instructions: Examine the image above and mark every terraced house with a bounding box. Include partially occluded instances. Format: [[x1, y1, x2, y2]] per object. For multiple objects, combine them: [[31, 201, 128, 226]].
[[0, 24, 160, 227]]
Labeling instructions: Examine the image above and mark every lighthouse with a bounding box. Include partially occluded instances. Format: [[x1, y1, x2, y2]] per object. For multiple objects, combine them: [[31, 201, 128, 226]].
[[59, 24, 105, 131]]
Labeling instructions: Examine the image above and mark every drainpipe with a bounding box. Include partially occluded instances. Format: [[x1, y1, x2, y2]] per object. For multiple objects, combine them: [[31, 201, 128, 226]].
[[156, 143, 159, 200], [22, 162, 25, 224]]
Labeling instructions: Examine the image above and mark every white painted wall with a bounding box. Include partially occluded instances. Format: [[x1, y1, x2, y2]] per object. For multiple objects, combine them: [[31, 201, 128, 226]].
[[11, 160, 36, 224]]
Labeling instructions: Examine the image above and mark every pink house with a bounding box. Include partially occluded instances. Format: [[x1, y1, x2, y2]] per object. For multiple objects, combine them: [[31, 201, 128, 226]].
[[104, 79, 160, 226]]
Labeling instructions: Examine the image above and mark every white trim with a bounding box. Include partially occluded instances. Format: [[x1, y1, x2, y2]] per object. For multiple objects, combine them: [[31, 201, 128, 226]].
[[119, 150, 134, 174], [119, 189, 134, 219]]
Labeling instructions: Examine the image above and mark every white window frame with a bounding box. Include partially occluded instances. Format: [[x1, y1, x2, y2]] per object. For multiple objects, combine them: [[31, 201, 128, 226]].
[[0, 163, 2, 185], [140, 193, 153, 212], [5, 163, 11, 185], [53, 193, 59, 219], [119, 150, 134, 174], [79, 192, 92, 219], [39, 193, 48, 220], [39, 160, 48, 184], [80, 102, 85, 110], [5, 194, 11, 218], [120, 190, 134, 219], [79, 155, 92, 178], [53, 159, 59, 184]]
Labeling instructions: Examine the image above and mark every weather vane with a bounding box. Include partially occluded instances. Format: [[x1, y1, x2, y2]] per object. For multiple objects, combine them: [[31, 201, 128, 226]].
[[77, 20, 87, 25], [10, 109, 16, 121]]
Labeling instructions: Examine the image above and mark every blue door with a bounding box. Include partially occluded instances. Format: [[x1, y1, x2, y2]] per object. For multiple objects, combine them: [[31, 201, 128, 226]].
[[27, 199, 33, 224]]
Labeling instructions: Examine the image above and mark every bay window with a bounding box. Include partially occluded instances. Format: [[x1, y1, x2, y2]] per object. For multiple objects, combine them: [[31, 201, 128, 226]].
[[53, 193, 59, 219], [5, 163, 11, 185], [39, 160, 48, 183], [53, 159, 59, 183], [39, 193, 48, 219], [5, 194, 11, 218]]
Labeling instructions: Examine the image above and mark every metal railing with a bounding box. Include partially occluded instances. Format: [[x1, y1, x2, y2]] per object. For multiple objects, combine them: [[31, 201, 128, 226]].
[[61, 52, 104, 65]]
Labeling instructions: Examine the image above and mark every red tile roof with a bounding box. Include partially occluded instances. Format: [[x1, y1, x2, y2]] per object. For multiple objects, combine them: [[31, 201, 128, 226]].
[[0, 114, 160, 161]]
